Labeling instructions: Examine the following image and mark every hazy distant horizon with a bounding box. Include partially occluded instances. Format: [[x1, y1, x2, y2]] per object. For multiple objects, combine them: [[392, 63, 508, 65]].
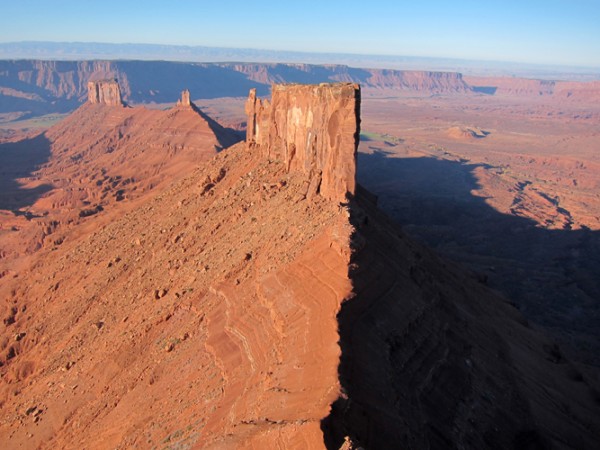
[[1, 41, 599, 81], [1, 1, 599, 69]]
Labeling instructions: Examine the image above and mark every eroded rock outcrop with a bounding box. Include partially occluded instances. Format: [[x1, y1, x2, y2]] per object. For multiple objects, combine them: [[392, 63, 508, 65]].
[[2, 81, 599, 450], [176, 89, 192, 108], [364, 69, 471, 92], [246, 83, 360, 202], [87, 79, 123, 106], [446, 125, 489, 140]]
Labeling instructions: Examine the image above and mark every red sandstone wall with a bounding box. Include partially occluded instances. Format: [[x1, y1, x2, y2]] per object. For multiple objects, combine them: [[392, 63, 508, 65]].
[[245, 83, 361, 202], [87, 79, 123, 106]]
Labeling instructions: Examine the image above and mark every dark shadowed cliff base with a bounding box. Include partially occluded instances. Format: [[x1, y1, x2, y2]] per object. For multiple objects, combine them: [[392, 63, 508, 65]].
[[357, 151, 600, 367], [322, 185, 600, 449]]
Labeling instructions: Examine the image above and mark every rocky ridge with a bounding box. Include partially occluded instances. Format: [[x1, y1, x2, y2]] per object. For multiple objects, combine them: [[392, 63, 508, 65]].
[[4, 60, 600, 125], [0, 82, 239, 272], [0, 83, 358, 448], [0, 61, 474, 118], [0, 83, 598, 449]]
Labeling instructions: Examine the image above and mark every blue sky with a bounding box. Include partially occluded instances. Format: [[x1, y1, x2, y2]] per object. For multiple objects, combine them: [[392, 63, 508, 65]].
[[1, 0, 599, 67]]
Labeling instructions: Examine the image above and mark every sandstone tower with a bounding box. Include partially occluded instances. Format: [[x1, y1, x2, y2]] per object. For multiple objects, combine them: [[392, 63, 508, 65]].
[[245, 83, 361, 202], [87, 79, 123, 106]]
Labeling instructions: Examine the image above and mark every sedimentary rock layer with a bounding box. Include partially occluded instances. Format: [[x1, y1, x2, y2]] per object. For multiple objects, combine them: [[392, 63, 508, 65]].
[[246, 83, 360, 202], [87, 79, 123, 106], [1, 82, 599, 450]]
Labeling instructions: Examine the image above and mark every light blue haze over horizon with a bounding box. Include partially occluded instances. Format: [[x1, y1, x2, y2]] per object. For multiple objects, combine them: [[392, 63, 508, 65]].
[[1, 0, 599, 68]]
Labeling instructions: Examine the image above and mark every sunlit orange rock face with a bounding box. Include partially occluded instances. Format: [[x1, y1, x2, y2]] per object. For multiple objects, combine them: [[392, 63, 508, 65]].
[[1, 82, 599, 450], [246, 83, 360, 202], [0, 82, 237, 275], [87, 79, 123, 106], [0, 83, 359, 449]]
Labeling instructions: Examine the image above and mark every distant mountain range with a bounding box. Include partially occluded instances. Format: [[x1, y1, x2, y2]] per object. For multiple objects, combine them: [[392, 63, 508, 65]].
[[1, 41, 599, 80]]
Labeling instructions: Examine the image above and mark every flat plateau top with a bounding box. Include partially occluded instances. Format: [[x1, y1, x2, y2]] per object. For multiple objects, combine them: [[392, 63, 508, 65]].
[[271, 82, 360, 94]]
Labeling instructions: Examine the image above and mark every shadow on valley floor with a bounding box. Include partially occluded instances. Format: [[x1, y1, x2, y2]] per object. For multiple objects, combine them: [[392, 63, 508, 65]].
[[320, 154, 600, 449], [120, 61, 271, 103], [355, 150, 600, 366], [0, 133, 53, 212], [193, 106, 245, 149]]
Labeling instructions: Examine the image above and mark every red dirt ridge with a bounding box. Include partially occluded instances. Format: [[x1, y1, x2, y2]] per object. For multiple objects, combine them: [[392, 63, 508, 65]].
[[0, 81, 239, 273]]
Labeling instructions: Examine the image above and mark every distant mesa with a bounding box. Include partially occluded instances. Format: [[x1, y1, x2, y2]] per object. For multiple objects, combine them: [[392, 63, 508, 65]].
[[446, 125, 490, 140], [87, 79, 124, 106], [246, 82, 361, 202], [3, 60, 600, 123]]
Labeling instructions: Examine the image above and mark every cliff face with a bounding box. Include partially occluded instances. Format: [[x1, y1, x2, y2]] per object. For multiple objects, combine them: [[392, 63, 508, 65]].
[[3, 60, 600, 118], [464, 76, 600, 101], [323, 191, 600, 449], [362, 69, 471, 92], [246, 83, 360, 202], [13, 60, 122, 99], [0, 60, 473, 117], [1, 82, 599, 450], [87, 79, 123, 106], [228, 63, 473, 93], [0, 60, 125, 115]]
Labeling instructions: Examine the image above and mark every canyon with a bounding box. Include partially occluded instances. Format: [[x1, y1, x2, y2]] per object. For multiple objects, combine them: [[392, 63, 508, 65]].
[[356, 85, 600, 366], [2, 61, 599, 127], [1, 79, 598, 449], [1, 63, 600, 448]]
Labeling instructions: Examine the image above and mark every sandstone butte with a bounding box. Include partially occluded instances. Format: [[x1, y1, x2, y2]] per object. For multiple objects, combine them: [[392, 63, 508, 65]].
[[0, 83, 240, 274], [87, 79, 124, 107], [0, 82, 599, 449]]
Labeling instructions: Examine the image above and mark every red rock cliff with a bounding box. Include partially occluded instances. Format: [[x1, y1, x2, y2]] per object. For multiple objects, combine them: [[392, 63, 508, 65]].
[[246, 83, 360, 202], [87, 79, 123, 106]]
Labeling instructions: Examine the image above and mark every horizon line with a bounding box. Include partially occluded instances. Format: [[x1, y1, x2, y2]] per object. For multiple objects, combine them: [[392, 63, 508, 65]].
[[2, 40, 600, 72]]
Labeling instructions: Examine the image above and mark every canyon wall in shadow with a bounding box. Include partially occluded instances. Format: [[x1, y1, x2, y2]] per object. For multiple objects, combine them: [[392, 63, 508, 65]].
[[357, 150, 600, 365], [0, 60, 472, 120]]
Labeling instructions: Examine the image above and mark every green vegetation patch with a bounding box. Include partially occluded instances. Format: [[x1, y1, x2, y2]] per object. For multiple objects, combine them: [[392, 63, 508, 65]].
[[360, 131, 403, 145]]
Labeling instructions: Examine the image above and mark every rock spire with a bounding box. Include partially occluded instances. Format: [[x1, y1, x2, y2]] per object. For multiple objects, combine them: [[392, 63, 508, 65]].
[[176, 89, 192, 108]]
